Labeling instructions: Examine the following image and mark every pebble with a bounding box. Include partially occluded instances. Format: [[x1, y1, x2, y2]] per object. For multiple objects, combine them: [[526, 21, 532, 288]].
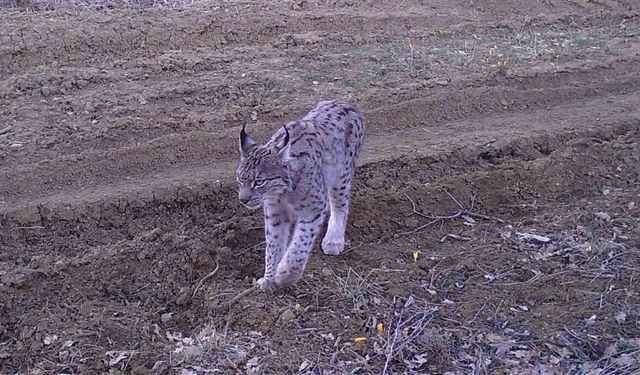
[[280, 308, 296, 322]]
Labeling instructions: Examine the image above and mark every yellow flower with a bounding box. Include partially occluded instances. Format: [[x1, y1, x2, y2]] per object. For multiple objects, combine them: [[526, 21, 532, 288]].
[[412, 251, 420, 261], [354, 337, 367, 343], [377, 323, 384, 334]]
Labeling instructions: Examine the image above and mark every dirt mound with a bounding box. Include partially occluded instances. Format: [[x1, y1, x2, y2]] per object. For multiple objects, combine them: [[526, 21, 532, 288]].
[[1, 0, 639, 373]]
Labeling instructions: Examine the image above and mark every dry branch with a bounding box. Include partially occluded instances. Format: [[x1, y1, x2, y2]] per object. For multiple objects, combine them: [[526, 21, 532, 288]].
[[402, 189, 504, 235], [192, 261, 219, 299], [212, 285, 258, 312]]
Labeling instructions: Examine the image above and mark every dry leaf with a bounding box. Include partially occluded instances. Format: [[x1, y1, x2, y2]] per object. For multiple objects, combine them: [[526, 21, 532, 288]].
[[43, 334, 57, 346], [485, 333, 505, 344], [106, 350, 133, 367], [614, 311, 627, 324], [584, 314, 597, 326], [299, 360, 311, 372]]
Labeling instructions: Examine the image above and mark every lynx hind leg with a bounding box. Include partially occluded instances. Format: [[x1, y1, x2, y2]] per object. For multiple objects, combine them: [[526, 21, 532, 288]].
[[322, 172, 352, 256]]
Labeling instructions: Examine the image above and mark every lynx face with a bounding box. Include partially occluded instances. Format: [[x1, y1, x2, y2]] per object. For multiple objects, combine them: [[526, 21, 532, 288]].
[[236, 125, 292, 210]]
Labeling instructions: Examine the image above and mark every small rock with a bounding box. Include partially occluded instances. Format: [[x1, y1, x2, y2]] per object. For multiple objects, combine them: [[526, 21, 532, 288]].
[[41, 86, 53, 97], [404, 218, 419, 228], [365, 177, 384, 189], [615, 311, 627, 324], [176, 289, 191, 306], [140, 228, 161, 242], [10, 143, 23, 149], [43, 334, 57, 346], [152, 361, 169, 372], [161, 312, 173, 324], [182, 345, 203, 358], [321, 267, 333, 277], [84, 101, 96, 113], [595, 212, 612, 221], [280, 309, 296, 322], [433, 78, 450, 86]]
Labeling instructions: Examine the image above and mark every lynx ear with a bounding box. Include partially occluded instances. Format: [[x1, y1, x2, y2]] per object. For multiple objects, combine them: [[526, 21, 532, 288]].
[[272, 126, 290, 161], [239, 124, 257, 157]]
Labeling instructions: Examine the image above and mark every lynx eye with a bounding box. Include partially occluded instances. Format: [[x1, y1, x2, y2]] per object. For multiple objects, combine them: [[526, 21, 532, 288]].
[[252, 179, 267, 188]]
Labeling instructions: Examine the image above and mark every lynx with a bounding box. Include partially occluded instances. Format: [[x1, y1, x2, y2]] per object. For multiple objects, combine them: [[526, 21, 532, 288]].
[[236, 100, 365, 291]]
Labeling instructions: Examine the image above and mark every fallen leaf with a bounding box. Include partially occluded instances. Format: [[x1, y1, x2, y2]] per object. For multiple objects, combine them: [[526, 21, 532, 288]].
[[106, 350, 133, 367], [584, 314, 597, 326], [485, 333, 504, 344], [354, 337, 367, 343], [43, 334, 57, 346], [615, 311, 627, 324], [377, 323, 384, 334], [299, 360, 311, 372], [516, 232, 551, 243]]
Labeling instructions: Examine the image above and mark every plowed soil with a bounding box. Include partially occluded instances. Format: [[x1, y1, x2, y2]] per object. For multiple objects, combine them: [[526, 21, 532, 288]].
[[1, 1, 639, 374]]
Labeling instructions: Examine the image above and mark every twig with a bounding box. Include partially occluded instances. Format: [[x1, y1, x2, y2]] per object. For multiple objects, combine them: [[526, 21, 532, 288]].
[[192, 261, 219, 299], [443, 189, 465, 210], [0, 126, 12, 135], [440, 233, 472, 242], [9, 225, 45, 231], [212, 285, 258, 312], [383, 297, 409, 375], [402, 189, 504, 235], [467, 301, 488, 325]]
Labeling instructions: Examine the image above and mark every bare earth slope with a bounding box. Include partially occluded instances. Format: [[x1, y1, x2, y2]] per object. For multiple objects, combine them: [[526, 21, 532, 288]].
[[1, 1, 639, 373]]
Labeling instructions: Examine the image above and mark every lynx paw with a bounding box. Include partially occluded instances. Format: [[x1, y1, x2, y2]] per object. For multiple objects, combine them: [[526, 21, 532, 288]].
[[321, 237, 345, 255], [255, 277, 278, 291]]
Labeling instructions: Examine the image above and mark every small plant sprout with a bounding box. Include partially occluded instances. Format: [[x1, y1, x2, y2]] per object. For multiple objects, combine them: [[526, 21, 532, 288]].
[[412, 251, 420, 261]]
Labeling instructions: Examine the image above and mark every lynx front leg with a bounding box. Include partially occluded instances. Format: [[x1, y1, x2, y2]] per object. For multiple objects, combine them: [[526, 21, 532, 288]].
[[275, 208, 327, 287], [322, 172, 352, 255], [257, 205, 291, 291]]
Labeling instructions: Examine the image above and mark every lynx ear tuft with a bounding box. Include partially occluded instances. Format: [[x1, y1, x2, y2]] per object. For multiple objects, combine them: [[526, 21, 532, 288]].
[[272, 126, 290, 161], [239, 124, 257, 157]]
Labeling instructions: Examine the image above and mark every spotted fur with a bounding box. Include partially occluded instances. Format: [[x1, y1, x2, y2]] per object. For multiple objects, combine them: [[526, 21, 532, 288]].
[[236, 100, 365, 290]]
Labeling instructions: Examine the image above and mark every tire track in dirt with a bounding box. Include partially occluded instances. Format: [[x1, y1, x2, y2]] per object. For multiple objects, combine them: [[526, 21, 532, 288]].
[[1, 69, 639, 226], [3, 57, 640, 182]]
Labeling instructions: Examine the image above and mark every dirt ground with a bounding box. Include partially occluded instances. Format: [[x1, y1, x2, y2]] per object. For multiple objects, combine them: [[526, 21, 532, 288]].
[[1, 0, 639, 373]]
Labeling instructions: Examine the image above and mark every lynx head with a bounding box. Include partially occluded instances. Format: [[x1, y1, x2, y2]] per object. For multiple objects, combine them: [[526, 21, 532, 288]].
[[236, 124, 292, 210]]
